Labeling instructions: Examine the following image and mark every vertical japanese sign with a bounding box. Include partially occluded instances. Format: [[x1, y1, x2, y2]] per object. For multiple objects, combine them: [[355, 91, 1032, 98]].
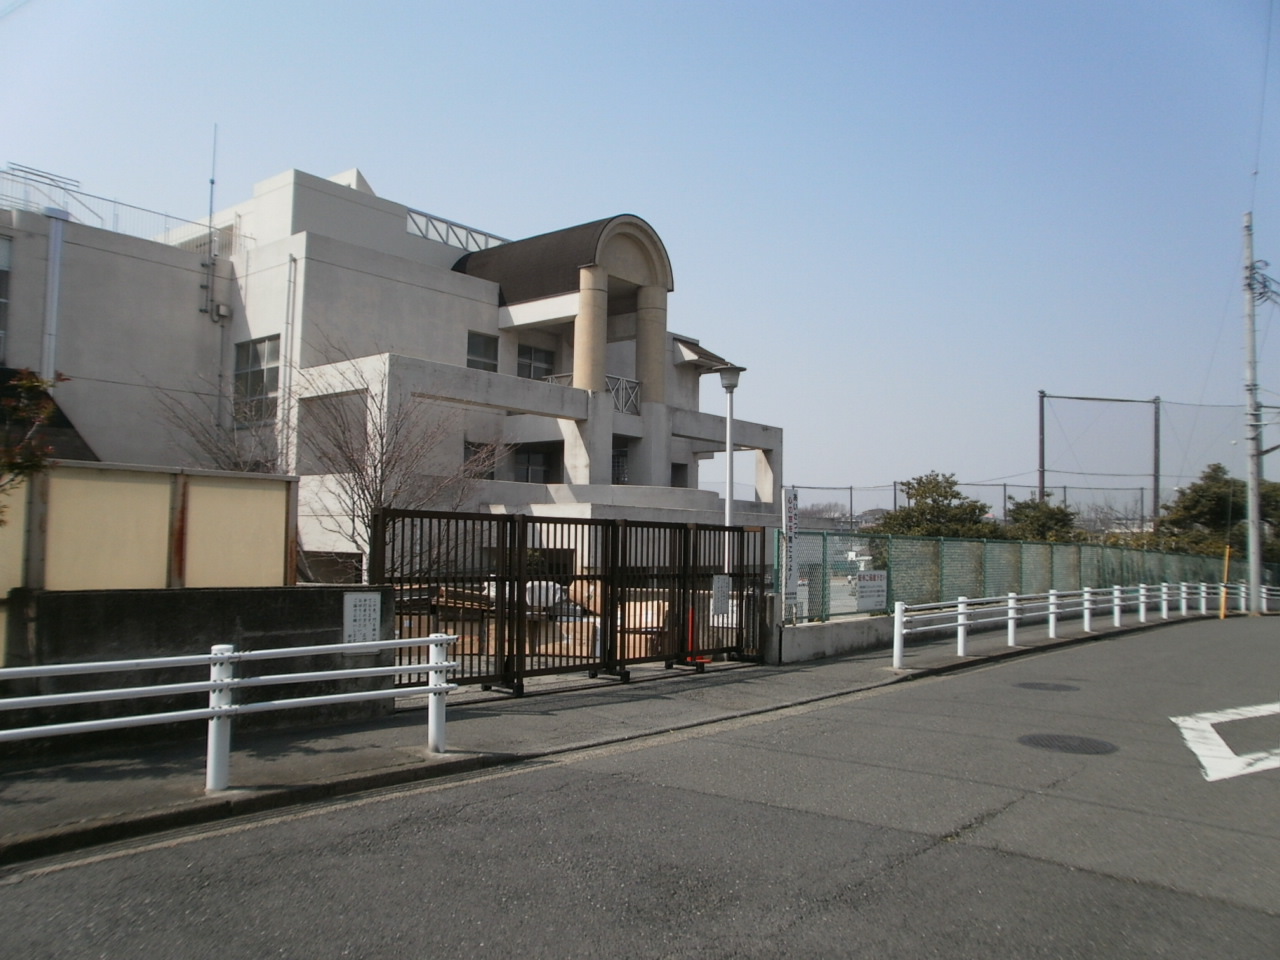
[[343, 591, 382, 644], [783, 487, 799, 611]]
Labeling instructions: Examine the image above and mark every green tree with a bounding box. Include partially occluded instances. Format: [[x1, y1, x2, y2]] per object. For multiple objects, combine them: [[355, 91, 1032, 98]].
[[872, 472, 1004, 539], [1005, 493, 1080, 542], [0, 369, 64, 521], [1160, 463, 1280, 560]]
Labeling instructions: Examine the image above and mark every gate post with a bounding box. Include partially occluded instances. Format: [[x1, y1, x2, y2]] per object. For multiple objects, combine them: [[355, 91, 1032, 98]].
[[368, 509, 387, 583]]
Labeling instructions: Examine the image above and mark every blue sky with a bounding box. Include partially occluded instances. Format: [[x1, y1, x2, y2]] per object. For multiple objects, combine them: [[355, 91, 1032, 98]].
[[6, 0, 1280, 510]]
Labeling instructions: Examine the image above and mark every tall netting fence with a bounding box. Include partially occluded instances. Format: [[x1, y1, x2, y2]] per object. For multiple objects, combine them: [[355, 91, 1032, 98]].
[[793, 398, 1267, 534], [775, 529, 1271, 623]]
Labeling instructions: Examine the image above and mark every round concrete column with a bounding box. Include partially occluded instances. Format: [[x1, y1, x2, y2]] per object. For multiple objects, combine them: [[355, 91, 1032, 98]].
[[636, 285, 667, 404], [573, 265, 608, 392]]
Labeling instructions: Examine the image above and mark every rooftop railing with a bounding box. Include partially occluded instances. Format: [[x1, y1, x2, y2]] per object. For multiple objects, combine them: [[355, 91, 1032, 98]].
[[406, 208, 507, 252], [542, 374, 641, 415], [1, 163, 215, 248]]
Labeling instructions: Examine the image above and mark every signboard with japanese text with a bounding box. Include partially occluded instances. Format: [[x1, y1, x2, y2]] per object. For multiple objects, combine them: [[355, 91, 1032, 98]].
[[711, 574, 732, 618], [783, 487, 799, 608], [343, 591, 382, 644], [855, 571, 888, 612]]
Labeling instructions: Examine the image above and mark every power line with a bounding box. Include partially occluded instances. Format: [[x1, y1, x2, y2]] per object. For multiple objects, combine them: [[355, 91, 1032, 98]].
[[0, 0, 36, 20], [1252, 0, 1277, 210]]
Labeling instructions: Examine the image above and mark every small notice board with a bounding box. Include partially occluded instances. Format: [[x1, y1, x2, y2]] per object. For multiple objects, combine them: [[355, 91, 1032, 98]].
[[343, 592, 382, 644], [855, 571, 888, 612]]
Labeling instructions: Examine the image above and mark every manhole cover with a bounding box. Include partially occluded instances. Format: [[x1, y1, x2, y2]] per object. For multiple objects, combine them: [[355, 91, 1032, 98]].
[[1014, 682, 1080, 692], [1018, 733, 1118, 755]]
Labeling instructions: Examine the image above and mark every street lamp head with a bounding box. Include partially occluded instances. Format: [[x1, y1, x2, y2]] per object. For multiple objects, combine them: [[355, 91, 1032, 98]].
[[716, 364, 746, 393]]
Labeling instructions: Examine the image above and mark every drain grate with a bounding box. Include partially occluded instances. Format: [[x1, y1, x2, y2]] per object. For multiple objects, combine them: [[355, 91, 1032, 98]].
[[1014, 682, 1080, 692], [1018, 733, 1118, 755]]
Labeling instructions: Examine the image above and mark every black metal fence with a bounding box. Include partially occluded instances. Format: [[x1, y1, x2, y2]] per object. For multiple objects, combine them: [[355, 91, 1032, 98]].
[[370, 510, 768, 694]]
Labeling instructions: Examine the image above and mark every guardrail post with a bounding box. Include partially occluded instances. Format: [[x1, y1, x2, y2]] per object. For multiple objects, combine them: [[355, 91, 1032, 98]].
[[1113, 584, 1122, 627], [956, 597, 969, 657], [1082, 587, 1092, 633], [1199, 581, 1208, 616], [427, 634, 455, 754], [1138, 583, 1148, 623], [1007, 592, 1018, 646], [1238, 581, 1248, 614], [1047, 589, 1059, 639], [1159, 582, 1169, 621], [206, 644, 235, 793], [1179, 582, 1188, 618], [892, 601, 906, 669]]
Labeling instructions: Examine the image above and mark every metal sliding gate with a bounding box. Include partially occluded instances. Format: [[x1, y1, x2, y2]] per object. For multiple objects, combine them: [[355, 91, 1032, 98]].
[[370, 510, 768, 695]]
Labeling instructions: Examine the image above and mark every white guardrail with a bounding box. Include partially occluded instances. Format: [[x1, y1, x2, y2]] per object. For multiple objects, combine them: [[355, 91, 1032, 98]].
[[0, 634, 458, 793], [891, 582, 1273, 670]]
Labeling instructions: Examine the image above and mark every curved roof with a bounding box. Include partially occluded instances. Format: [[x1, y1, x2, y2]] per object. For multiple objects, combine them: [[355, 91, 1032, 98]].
[[453, 214, 672, 306]]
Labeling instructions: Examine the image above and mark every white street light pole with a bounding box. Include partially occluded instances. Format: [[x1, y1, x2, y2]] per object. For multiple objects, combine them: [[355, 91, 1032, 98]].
[[716, 365, 745, 574]]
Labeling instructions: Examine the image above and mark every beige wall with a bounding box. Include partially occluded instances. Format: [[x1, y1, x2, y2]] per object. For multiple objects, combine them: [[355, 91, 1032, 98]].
[[2, 463, 296, 598], [0, 466, 298, 663], [184, 475, 290, 587], [45, 470, 173, 590], [0, 482, 29, 663]]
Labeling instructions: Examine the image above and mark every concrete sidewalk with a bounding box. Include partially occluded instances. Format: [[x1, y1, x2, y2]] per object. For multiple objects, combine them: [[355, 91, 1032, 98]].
[[0, 615, 1199, 866]]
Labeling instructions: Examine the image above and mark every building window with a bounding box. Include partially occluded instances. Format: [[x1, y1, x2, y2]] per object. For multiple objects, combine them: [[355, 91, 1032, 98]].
[[513, 444, 560, 484], [612, 447, 629, 485], [467, 332, 498, 372], [234, 334, 280, 424], [517, 344, 555, 380], [0, 236, 10, 365]]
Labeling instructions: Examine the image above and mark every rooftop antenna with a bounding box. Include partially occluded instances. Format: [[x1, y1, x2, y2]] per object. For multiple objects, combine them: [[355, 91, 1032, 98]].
[[201, 123, 218, 320]]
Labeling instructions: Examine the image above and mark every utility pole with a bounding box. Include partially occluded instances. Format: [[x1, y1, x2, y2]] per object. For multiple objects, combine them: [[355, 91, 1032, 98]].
[[1152, 396, 1161, 535], [1244, 213, 1265, 614], [1038, 390, 1046, 501]]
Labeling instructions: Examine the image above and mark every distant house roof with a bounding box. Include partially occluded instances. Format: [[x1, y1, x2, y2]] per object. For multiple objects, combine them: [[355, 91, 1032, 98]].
[[453, 215, 671, 306]]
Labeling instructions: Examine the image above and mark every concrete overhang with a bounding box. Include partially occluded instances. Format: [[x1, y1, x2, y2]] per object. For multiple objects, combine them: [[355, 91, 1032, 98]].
[[498, 292, 579, 329], [386, 355, 590, 420], [670, 408, 782, 451]]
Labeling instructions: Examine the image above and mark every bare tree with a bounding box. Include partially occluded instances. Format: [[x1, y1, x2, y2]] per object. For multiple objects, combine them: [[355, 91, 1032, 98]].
[[159, 380, 284, 474], [160, 344, 508, 581], [294, 354, 508, 573]]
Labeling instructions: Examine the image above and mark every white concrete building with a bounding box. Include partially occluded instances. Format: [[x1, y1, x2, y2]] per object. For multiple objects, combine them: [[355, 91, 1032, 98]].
[[0, 164, 783, 577]]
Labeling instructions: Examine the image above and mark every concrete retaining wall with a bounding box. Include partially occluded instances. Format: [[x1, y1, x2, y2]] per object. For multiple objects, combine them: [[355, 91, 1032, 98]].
[[1, 586, 394, 761]]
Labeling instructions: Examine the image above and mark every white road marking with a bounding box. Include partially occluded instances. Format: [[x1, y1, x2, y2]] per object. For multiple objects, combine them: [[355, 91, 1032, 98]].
[[1170, 701, 1280, 782]]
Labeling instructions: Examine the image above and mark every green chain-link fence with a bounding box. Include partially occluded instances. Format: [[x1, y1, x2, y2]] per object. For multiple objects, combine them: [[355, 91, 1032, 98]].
[[776, 529, 1270, 623]]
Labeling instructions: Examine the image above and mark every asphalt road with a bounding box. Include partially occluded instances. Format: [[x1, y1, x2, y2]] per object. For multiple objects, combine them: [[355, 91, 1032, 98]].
[[3, 618, 1277, 959]]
